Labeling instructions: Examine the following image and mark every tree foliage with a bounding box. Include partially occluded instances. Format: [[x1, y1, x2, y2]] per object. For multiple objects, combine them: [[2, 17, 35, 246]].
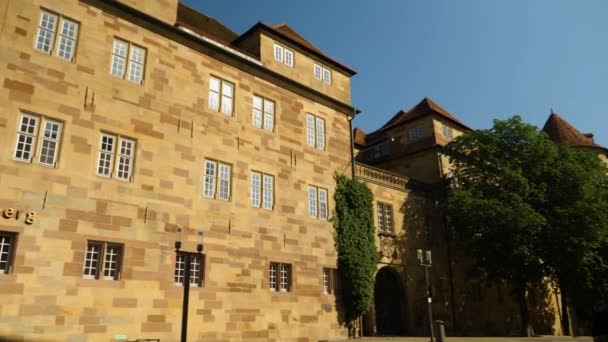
[[442, 115, 608, 334], [333, 173, 378, 327]]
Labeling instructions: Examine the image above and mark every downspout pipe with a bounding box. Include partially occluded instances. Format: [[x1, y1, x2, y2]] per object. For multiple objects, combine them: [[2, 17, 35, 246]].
[[348, 108, 361, 178]]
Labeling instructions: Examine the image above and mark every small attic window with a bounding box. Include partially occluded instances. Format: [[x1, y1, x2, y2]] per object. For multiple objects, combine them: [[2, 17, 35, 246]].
[[274, 43, 294, 67], [314, 64, 331, 85], [442, 124, 453, 140]]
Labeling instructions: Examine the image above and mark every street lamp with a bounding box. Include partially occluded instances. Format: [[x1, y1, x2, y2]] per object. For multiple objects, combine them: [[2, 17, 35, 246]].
[[175, 228, 203, 342], [417, 249, 435, 342]]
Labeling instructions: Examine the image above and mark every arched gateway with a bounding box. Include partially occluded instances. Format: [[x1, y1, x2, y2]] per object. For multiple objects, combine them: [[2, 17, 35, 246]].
[[371, 266, 408, 336]]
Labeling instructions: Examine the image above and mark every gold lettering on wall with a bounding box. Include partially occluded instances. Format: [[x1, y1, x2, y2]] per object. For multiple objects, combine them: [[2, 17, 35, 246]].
[[1, 208, 36, 225]]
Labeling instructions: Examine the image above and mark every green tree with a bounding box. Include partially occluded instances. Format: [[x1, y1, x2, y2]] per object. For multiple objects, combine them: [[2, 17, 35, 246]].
[[538, 144, 608, 333], [443, 116, 551, 336], [443, 115, 608, 335], [333, 173, 378, 336]]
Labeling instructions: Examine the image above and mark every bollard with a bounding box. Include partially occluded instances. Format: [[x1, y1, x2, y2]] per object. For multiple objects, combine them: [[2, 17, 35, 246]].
[[434, 320, 446, 342]]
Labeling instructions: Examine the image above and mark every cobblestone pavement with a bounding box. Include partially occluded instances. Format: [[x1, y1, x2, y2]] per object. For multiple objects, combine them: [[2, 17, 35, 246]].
[[328, 337, 593, 342]]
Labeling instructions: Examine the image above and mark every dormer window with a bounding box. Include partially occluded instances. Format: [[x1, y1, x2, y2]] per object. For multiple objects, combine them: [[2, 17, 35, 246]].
[[273, 44, 294, 67], [314, 64, 331, 85]]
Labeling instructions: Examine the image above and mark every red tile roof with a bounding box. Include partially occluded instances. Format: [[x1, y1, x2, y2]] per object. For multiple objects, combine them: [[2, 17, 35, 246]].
[[381, 97, 471, 132], [542, 112, 607, 152], [233, 22, 356, 75], [353, 127, 367, 146], [176, 3, 238, 44], [268, 23, 356, 75]]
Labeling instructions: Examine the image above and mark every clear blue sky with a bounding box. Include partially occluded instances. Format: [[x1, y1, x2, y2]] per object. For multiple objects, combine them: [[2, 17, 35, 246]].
[[182, 0, 608, 146]]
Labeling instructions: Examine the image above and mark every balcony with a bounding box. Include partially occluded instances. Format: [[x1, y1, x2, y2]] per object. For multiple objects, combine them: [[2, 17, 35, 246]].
[[354, 162, 408, 191]]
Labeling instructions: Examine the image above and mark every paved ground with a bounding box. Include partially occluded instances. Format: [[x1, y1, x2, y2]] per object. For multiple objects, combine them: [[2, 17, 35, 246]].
[[328, 337, 593, 342]]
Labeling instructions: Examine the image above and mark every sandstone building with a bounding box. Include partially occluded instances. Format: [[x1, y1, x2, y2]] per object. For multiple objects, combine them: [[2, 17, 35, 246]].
[[0, 0, 601, 341], [0, 0, 356, 340]]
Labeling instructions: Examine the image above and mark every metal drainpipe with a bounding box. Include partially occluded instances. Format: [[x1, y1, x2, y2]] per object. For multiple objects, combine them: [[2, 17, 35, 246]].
[[348, 108, 359, 179]]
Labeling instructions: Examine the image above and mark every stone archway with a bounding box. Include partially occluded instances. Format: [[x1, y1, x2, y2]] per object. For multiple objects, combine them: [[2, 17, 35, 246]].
[[374, 266, 407, 336]]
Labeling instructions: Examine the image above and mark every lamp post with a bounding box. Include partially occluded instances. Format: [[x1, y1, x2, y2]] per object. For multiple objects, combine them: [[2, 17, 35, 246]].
[[417, 249, 435, 342], [175, 228, 203, 342]]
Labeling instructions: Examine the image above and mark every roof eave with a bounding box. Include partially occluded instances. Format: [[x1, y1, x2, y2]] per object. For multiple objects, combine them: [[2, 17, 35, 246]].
[[234, 22, 357, 76]]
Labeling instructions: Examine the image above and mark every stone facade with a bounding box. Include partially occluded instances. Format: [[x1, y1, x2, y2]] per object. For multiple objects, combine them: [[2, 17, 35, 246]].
[[0, 0, 356, 341], [354, 98, 567, 337]]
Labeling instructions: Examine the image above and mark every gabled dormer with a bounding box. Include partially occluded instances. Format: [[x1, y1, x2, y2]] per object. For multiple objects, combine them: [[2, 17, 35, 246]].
[[233, 22, 356, 105], [355, 97, 471, 183]]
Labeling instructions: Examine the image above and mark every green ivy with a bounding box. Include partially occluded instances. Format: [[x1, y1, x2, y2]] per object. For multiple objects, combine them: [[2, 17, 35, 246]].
[[333, 173, 378, 325]]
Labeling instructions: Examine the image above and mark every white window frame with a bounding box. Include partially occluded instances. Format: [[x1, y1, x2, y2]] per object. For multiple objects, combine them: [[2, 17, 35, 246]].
[[306, 113, 326, 150], [203, 159, 231, 201], [269, 262, 292, 292], [377, 202, 394, 233], [0, 232, 17, 274], [284, 49, 294, 67], [34, 10, 79, 62], [83, 241, 122, 281], [251, 171, 274, 210], [314, 64, 331, 84], [13, 112, 63, 168], [37, 119, 63, 167], [252, 95, 275, 131], [110, 38, 146, 85], [308, 185, 329, 220], [273, 44, 284, 63], [208, 76, 234, 116], [96, 133, 136, 182], [274, 43, 294, 67], [314, 64, 322, 80], [442, 124, 453, 139], [174, 253, 204, 287], [322, 268, 330, 294]]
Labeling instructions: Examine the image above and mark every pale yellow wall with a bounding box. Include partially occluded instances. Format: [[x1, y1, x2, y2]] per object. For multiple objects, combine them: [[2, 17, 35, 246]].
[[0, 0, 351, 341], [259, 34, 352, 105], [116, 0, 178, 25]]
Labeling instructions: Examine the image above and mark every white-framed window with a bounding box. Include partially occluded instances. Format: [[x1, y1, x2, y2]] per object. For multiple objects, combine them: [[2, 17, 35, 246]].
[[273, 43, 294, 67], [83, 241, 122, 280], [208, 76, 234, 115], [408, 126, 424, 141], [269, 262, 292, 292], [314, 64, 322, 80], [251, 171, 274, 210], [13, 112, 63, 167], [308, 185, 329, 220], [34, 10, 79, 62], [110, 38, 146, 84], [377, 202, 394, 233], [323, 268, 339, 294], [252, 95, 275, 131], [314, 64, 331, 84], [284, 49, 294, 67], [174, 253, 204, 287], [203, 159, 231, 201], [0, 232, 17, 274], [306, 113, 326, 150], [96, 133, 136, 182], [442, 124, 453, 140], [322, 268, 330, 294]]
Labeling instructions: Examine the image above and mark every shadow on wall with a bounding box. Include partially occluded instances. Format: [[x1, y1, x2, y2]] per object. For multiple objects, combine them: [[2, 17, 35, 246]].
[[391, 187, 557, 337]]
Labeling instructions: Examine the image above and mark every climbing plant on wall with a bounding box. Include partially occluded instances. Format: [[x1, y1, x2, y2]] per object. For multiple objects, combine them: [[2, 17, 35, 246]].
[[333, 173, 378, 334]]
